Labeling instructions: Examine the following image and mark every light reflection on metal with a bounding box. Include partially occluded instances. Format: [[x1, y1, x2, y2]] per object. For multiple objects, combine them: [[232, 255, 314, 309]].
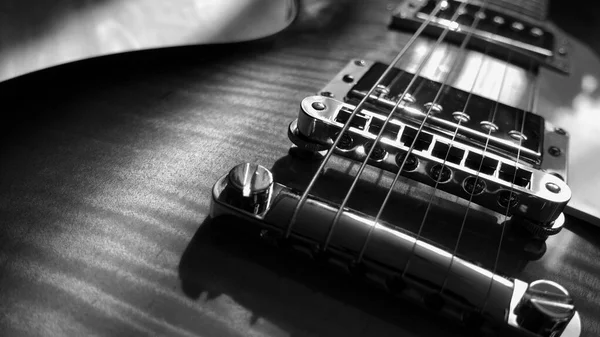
[[432, 18, 461, 32], [211, 164, 581, 336]]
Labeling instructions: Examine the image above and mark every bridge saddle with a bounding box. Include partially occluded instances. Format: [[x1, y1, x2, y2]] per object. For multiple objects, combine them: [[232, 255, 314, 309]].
[[209, 59, 580, 337]]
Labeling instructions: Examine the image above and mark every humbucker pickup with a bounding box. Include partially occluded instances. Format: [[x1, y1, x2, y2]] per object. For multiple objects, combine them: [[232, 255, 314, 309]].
[[391, 0, 571, 73], [291, 59, 570, 227]]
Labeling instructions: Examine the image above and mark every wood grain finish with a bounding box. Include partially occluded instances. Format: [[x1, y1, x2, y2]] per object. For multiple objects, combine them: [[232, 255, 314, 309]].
[[0, 1, 599, 336]]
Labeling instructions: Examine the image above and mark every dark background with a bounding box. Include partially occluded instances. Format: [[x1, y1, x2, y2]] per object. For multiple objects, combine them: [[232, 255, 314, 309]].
[[551, 0, 600, 55]]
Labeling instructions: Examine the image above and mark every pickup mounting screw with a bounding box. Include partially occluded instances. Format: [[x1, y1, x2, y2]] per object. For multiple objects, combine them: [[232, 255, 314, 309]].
[[554, 127, 567, 135], [312, 102, 326, 111], [548, 146, 561, 157], [320, 91, 334, 98], [354, 60, 366, 66], [558, 47, 568, 55], [342, 74, 355, 83]]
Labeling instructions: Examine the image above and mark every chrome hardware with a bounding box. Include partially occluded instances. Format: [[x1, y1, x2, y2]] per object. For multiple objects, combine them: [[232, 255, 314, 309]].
[[312, 59, 570, 226], [402, 93, 417, 103], [374, 84, 391, 97], [480, 121, 499, 133], [531, 27, 544, 38], [521, 213, 566, 237], [493, 16, 505, 25], [508, 130, 528, 141], [211, 163, 581, 337], [424, 102, 443, 114], [511, 22, 525, 31], [287, 119, 329, 152], [452, 111, 470, 123], [344, 61, 545, 165], [311, 101, 326, 111], [225, 163, 273, 215], [391, 0, 571, 73], [208, 54, 579, 336], [292, 95, 570, 225], [545, 182, 561, 194], [510, 280, 577, 337]]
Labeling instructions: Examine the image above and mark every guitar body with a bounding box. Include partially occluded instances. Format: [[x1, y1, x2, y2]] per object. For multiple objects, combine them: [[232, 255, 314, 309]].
[[1, 1, 599, 336], [0, 0, 297, 81]]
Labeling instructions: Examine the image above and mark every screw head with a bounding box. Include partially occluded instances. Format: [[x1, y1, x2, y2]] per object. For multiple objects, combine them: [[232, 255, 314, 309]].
[[558, 47, 568, 55], [430, 165, 452, 183], [342, 74, 355, 83], [311, 101, 326, 111], [354, 60, 366, 66], [515, 280, 575, 334], [555, 127, 567, 135], [227, 163, 273, 214], [364, 142, 387, 161], [336, 133, 354, 150], [228, 163, 273, 197], [498, 190, 519, 208], [463, 176, 486, 195], [546, 182, 561, 194], [548, 146, 562, 157], [396, 153, 419, 171]]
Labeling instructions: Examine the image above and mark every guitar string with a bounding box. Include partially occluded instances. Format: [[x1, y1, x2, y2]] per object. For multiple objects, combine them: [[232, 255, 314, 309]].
[[437, 22, 508, 293], [357, 0, 489, 262], [321, 0, 477, 251], [283, 1, 447, 238], [481, 58, 538, 312], [396, 14, 511, 283]]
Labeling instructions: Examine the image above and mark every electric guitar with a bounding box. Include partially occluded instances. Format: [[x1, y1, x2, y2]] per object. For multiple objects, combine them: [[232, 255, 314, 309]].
[[1, 1, 599, 336]]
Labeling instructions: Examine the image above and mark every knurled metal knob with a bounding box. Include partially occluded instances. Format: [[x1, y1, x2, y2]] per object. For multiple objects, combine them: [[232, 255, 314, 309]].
[[515, 280, 575, 336], [522, 213, 566, 238], [226, 163, 273, 214]]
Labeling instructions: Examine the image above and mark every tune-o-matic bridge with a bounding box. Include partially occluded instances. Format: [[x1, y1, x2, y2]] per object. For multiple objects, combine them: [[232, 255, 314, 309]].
[[391, 0, 570, 73], [210, 58, 579, 336]]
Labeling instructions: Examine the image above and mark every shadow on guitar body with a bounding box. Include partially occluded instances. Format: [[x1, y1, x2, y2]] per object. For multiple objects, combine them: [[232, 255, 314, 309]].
[[178, 216, 475, 337]]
